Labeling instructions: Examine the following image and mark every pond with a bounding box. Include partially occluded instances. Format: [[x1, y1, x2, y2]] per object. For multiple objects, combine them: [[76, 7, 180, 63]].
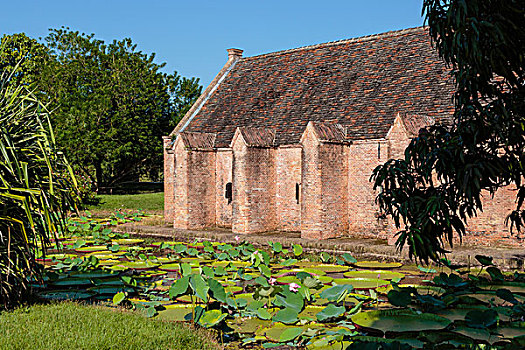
[[32, 212, 525, 349]]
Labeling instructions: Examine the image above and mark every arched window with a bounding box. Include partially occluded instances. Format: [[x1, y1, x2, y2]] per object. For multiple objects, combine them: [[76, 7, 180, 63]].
[[225, 182, 232, 204]]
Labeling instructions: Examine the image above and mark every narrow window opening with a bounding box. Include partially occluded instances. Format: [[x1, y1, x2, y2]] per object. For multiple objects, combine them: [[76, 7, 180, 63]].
[[295, 183, 301, 204], [378, 142, 381, 159], [225, 182, 232, 204]]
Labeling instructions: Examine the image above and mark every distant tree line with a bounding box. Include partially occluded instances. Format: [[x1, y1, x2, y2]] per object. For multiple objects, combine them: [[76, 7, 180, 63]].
[[0, 28, 202, 193]]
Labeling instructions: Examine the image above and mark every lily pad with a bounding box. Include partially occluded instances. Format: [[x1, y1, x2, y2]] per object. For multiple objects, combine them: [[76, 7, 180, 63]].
[[351, 309, 451, 334], [352, 261, 403, 269], [276, 275, 333, 285], [52, 278, 94, 287], [343, 270, 405, 281], [298, 306, 325, 320], [112, 238, 144, 245], [227, 317, 271, 334], [37, 290, 96, 300], [313, 264, 350, 273], [116, 261, 160, 270], [156, 304, 194, 322], [74, 245, 109, 253], [333, 278, 390, 289]]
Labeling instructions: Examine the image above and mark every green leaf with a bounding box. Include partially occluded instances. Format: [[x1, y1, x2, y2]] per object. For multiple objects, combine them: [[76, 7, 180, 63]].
[[316, 304, 346, 322], [190, 274, 209, 303], [320, 252, 330, 263], [342, 253, 357, 264], [112, 292, 126, 305], [319, 285, 353, 302], [258, 264, 272, 278], [208, 278, 227, 303], [292, 244, 303, 256], [475, 255, 494, 266], [198, 309, 227, 328], [272, 308, 299, 324], [257, 308, 272, 320], [169, 275, 190, 299], [279, 327, 303, 342], [387, 290, 412, 307], [465, 309, 498, 329]]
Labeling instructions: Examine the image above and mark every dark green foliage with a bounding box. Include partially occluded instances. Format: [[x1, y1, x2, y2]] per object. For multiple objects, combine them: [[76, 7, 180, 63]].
[[372, 0, 525, 262], [0, 48, 79, 305], [1, 29, 202, 190]]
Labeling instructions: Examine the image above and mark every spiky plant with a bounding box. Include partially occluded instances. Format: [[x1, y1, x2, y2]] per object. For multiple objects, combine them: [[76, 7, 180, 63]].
[[0, 51, 79, 306]]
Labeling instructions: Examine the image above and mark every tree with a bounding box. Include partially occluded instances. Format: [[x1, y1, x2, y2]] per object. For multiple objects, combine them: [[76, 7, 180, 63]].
[[0, 33, 49, 88], [372, 1, 525, 262], [0, 47, 78, 305], [1, 29, 202, 191]]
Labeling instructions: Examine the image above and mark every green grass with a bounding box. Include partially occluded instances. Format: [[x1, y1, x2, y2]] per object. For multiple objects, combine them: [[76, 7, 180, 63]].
[[0, 302, 218, 350], [86, 192, 164, 213]]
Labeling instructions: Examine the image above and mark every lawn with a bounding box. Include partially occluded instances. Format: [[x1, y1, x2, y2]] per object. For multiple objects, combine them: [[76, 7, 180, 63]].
[[86, 192, 164, 213], [0, 302, 218, 350]]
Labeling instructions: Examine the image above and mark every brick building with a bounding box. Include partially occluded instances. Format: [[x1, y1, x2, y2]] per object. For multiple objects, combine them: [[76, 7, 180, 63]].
[[163, 27, 521, 246]]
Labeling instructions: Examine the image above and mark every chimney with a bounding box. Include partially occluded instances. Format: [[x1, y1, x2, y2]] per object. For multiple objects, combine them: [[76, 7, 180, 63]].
[[227, 48, 243, 60]]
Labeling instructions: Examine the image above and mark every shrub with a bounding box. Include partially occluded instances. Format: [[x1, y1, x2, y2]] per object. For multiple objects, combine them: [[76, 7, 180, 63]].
[[0, 46, 79, 306]]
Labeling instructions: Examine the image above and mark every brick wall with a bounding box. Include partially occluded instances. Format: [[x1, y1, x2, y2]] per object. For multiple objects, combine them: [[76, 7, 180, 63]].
[[300, 124, 348, 239], [172, 137, 216, 229], [215, 149, 233, 227], [232, 134, 277, 234], [276, 146, 302, 231], [347, 139, 390, 238], [173, 138, 189, 228], [163, 136, 175, 225]]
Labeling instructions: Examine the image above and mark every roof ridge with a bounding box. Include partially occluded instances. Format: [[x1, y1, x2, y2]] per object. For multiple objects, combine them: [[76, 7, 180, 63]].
[[243, 26, 427, 61]]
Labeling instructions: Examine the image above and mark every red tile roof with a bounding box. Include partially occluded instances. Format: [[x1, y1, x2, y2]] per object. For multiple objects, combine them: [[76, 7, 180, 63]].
[[183, 27, 454, 147]]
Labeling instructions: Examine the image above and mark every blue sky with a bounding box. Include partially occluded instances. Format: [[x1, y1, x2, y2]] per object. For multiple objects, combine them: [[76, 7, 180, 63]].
[[2, 0, 425, 87]]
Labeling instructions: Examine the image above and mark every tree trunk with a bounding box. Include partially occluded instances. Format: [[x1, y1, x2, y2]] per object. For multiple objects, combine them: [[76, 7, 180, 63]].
[[95, 161, 103, 194]]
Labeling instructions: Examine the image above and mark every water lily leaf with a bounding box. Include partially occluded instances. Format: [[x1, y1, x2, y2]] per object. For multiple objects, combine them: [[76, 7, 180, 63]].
[[75, 245, 108, 253], [465, 309, 498, 328], [174, 244, 187, 254], [208, 278, 227, 303], [37, 290, 95, 300], [255, 276, 269, 287], [292, 244, 303, 256], [316, 304, 346, 322], [274, 290, 304, 312], [257, 308, 272, 320], [351, 309, 451, 334], [156, 304, 193, 322], [259, 264, 272, 278], [343, 270, 405, 280], [387, 290, 412, 307], [475, 255, 494, 266], [333, 278, 389, 289], [112, 238, 144, 245], [169, 275, 190, 299], [418, 265, 437, 273], [271, 242, 283, 253], [487, 267, 504, 281], [112, 292, 126, 305], [342, 253, 357, 264], [315, 264, 349, 273], [280, 258, 297, 267], [247, 300, 264, 312], [279, 327, 303, 342], [353, 261, 403, 269], [433, 273, 468, 288], [199, 309, 227, 328], [272, 307, 299, 324], [319, 285, 353, 302], [190, 274, 209, 303]]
